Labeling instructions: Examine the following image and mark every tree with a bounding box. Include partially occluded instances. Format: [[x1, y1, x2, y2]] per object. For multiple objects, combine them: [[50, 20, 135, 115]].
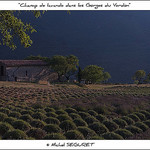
[[0, 11, 43, 49], [143, 73, 150, 84], [103, 72, 111, 83], [49, 55, 79, 82], [82, 65, 104, 84], [49, 55, 67, 82], [25, 55, 49, 62], [133, 70, 146, 84], [77, 66, 83, 83], [64, 55, 79, 82]]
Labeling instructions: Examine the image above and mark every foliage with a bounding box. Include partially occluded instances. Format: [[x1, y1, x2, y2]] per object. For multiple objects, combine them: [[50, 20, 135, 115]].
[[127, 114, 140, 122], [121, 116, 135, 125], [89, 122, 109, 135], [115, 129, 133, 139], [0, 11, 42, 49], [134, 122, 149, 132], [57, 114, 72, 122], [43, 124, 61, 134], [49, 55, 79, 82], [132, 70, 146, 84], [59, 120, 77, 132], [73, 118, 88, 127], [44, 133, 66, 140], [82, 65, 104, 83], [103, 120, 119, 132], [78, 126, 96, 139], [102, 132, 123, 140], [69, 113, 81, 120], [4, 117, 17, 125], [9, 112, 21, 118], [3, 129, 28, 139], [64, 130, 84, 139], [126, 125, 142, 134], [84, 116, 99, 124], [0, 112, 8, 121], [13, 120, 31, 131], [77, 67, 83, 83], [27, 128, 46, 139], [103, 72, 111, 83], [0, 122, 14, 136], [96, 114, 107, 122], [113, 118, 127, 128], [44, 117, 60, 125], [20, 114, 33, 123], [30, 119, 46, 128], [88, 110, 98, 117]]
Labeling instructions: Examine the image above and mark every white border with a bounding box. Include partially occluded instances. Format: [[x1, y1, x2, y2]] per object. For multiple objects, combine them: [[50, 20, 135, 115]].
[[0, 1, 150, 10], [0, 140, 150, 149]]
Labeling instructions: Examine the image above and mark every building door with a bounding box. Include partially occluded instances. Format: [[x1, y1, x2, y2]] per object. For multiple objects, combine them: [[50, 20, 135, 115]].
[[1, 66, 4, 76]]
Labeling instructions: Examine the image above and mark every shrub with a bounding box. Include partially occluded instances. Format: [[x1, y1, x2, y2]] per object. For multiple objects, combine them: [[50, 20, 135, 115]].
[[143, 120, 150, 127], [20, 114, 33, 123], [134, 122, 149, 132], [94, 106, 109, 114], [88, 110, 98, 117], [90, 136, 104, 140], [44, 107, 55, 112], [30, 119, 46, 128], [27, 128, 46, 139], [64, 130, 84, 139], [0, 108, 11, 115], [21, 110, 34, 115], [113, 118, 127, 128], [4, 117, 17, 125], [34, 109, 46, 114], [32, 112, 46, 120], [0, 122, 14, 136], [43, 124, 61, 133], [44, 117, 60, 125], [3, 129, 28, 139], [57, 114, 72, 122], [84, 116, 99, 124], [56, 110, 68, 115], [133, 112, 146, 121], [60, 120, 77, 132], [121, 116, 135, 125], [9, 112, 21, 118], [65, 108, 77, 114], [73, 118, 88, 127], [89, 122, 109, 135], [128, 114, 140, 122], [96, 114, 107, 122], [115, 129, 133, 139], [46, 112, 58, 118], [44, 133, 66, 139], [139, 110, 150, 119], [13, 120, 31, 131], [102, 132, 123, 140], [0, 112, 8, 121], [69, 113, 81, 120], [78, 127, 96, 139], [78, 112, 91, 119], [103, 120, 119, 132], [126, 125, 142, 134]]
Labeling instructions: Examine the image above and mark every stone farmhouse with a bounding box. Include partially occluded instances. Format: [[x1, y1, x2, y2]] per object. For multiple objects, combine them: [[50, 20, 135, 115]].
[[0, 60, 57, 83]]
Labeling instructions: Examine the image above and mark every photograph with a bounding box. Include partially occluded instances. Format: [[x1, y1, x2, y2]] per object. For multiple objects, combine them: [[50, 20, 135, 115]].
[[0, 10, 150, 142]]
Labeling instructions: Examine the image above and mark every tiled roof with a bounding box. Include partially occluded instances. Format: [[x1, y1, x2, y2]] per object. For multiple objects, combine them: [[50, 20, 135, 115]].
[[0, 60, 48, 67]]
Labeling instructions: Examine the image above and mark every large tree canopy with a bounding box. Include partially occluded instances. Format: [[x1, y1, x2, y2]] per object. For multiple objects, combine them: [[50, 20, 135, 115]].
[[0, 11, 42, 49], [82, 65, 104, 84], [133, 70, 146, 84], [49, 55, 79, 82]]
